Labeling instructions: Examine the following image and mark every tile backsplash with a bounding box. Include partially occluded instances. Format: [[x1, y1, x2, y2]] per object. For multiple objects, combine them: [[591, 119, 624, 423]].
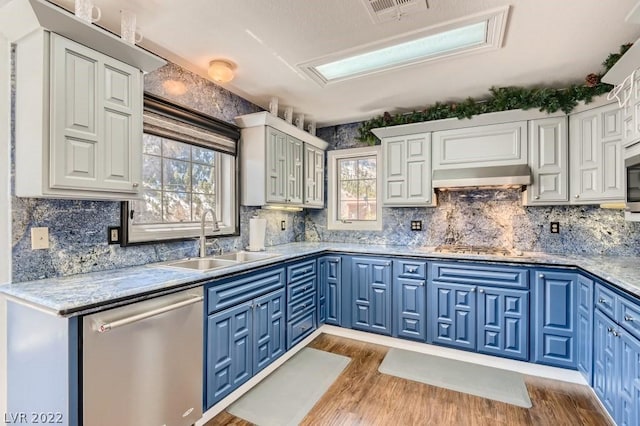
[[10, 60, 304, 282]]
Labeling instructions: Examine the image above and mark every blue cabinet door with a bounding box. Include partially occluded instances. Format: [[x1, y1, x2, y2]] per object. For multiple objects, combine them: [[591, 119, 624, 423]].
[[477, 287, 528, 361], [533, 270, 577, 369], [253, 289, 285, 374], [593, 309, 619, 419], [429, 282, 476, 350], [577, 275, 594, 384], [393, 277, 426, 341], [351, 257, 392, 335], [620, 331, 640, 426], [206, 301, 253, 409], [319, 256, 341, 326]]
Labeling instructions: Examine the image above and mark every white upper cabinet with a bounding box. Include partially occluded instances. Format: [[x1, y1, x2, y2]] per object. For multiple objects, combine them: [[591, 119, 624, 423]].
[[433, 121, 528, 169], [15, 31, 144, 199], [49, 34, 141, 194], [304, 144, 324, 207], [5, 0, 164, 200], [236, 112, 328, 209], [570, 102, 624, 203], [382, 133, 434, 206], [525, 117, 568, 205]]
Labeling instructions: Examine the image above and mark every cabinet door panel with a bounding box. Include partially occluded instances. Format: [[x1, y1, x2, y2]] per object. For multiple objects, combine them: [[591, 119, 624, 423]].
[[534, 271, 577, 368], [593, 310, 618, 419], [478, 287, 528, 360], [266, 128, 287, 203], [351, 258, 392, 335], [528, 117, 568, 204], [577, 275, 594, 384], [620, 332, 640, 426], [304, 144, 324, 207], [382, 133, 432, 206], [430, 282, 476, 350], [287, 136, 304, 204], [253, 290, 285, 374], [320, 257, 342, 326], [206, 302, 252, 408], [394, 277, 426, 341]]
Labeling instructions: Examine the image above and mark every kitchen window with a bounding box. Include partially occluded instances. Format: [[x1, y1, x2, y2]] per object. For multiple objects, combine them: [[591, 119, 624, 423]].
[[122, 94, 239, 244], [327, 146, 382, 231]]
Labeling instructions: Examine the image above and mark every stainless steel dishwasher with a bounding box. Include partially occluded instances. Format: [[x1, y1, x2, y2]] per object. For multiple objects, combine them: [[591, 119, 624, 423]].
[[82, 287, 204, 426]]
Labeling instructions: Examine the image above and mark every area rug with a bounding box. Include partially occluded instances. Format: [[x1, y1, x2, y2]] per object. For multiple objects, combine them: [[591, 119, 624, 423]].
[[378, 347, 532, 408], [227, 347, 351, 425]]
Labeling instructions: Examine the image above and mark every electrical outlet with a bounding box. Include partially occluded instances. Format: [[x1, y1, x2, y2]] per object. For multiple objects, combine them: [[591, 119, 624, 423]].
[[280, 220, 286, 231], [550, 222, 560, 233], [31, 227, 49, 250], [410, 220, 422, 231], [108, 226, 121, 244]]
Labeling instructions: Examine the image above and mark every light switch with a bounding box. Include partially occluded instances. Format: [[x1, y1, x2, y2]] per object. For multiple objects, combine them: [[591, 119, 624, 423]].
[[31, 227, 49, 250]]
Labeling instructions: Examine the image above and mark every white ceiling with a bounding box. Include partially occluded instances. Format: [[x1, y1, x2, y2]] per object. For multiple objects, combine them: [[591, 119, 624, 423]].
[[48, 0, 640, 126]]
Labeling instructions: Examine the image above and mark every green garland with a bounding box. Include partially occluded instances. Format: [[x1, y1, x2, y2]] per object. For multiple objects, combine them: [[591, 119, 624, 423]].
[[356, 43, 633, 145]]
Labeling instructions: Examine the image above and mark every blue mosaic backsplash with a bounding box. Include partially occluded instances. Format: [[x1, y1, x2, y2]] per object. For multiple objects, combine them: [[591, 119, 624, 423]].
[[309, 123, 640, 256], [10, 61, 304, 282]]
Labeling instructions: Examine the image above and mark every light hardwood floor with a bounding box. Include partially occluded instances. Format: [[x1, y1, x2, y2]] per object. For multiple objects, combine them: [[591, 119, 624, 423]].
[[206, 334, 612, 425]]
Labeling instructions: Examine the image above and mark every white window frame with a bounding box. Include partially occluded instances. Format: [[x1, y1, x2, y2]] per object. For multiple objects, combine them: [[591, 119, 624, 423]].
[[126, 139, 237, 243], [327, 146, 383, 231]]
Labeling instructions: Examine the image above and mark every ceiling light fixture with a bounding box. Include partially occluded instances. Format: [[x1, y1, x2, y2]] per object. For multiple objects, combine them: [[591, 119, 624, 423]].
[[208, 60, 235, 83]]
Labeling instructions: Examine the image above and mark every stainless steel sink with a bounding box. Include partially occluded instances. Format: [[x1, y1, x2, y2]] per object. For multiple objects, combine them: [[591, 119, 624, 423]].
[[215, 251, 282, 262], [158, 251, 282, 272], [163, 258, 239, 271]]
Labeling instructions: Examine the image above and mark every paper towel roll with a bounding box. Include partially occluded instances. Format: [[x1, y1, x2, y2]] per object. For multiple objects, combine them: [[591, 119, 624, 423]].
[[248, 218, 267, 251]]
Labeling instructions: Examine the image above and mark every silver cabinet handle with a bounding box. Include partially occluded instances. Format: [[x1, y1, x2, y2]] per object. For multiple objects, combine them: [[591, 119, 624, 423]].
[[479, 288, 485, 293], [539, 274, 545, 278], [599, 298, 608, 305], [625, 315, 634, 322], [417, 281, 425, 287], [575, 194, 580, 199], [613, 330, 621, 337], [534, 195, 540, 200], [470, 287, 476, 293], [385, 262, 391, 267], [607, 327, 614, 333], [132, 182, 139, 188], [97, 295, 203, 333], [408, 267, 417, 273]]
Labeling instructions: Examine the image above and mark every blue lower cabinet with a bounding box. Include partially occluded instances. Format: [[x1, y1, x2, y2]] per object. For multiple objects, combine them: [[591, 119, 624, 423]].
[[533, 270, 578, 369], [253, 290, 285, 374], [477, 287, 528, 361], [318, 256, 342, 326], [429, 282, 476, 350], [393, 277, 426, 341], [206, 301, 253, 408], [593, 309, 619, 420], [577, 275, 594, 384], [619, 331, 640, 426], [351, 257, 392, 336], [206, 286, 285, 409]]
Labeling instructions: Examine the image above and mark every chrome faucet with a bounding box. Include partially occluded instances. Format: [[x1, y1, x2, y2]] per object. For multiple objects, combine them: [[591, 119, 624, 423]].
[[200, 209, 221, 257]]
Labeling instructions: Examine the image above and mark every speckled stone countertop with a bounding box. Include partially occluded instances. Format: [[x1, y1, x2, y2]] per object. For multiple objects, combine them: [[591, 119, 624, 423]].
[[1, 242, 639, 317]]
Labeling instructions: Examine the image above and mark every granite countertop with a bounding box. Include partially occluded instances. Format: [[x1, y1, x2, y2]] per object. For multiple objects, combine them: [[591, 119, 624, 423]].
[[1, 242, 639, 317]]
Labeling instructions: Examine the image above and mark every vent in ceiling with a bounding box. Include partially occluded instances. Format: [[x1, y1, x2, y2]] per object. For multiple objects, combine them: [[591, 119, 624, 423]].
[[362, 0, 429, 23]]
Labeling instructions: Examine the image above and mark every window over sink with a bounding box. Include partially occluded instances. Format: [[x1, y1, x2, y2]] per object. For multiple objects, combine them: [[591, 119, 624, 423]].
[[121, 94, 240, 244]]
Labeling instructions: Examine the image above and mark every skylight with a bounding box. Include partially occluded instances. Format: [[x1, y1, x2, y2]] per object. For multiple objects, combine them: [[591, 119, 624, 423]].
[[300, 6, 509, 85]]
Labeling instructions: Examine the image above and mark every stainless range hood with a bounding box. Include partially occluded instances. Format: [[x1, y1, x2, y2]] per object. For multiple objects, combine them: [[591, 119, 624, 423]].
[[432, 164, 532, 190]]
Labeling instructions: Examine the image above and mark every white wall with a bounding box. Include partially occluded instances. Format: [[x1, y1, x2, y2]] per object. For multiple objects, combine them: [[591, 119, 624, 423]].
[[0, 31, 11, 417]]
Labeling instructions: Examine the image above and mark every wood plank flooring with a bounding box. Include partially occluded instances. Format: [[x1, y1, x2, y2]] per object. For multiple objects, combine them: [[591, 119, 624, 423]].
[[206, 334, 612, 426]]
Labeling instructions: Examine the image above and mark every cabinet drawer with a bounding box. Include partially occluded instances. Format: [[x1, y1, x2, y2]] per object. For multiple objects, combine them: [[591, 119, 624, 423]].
[[287, 310, 317, 348], [287, 259, 316, 283], [288, 293, 316, 320], [431, 262, 527, 288], [594, 283, 617, 319], [395, 259, 427, 279], [287, 276, 316, 303], [618, 296, 640, 340], [207, 268, 285, 314]]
